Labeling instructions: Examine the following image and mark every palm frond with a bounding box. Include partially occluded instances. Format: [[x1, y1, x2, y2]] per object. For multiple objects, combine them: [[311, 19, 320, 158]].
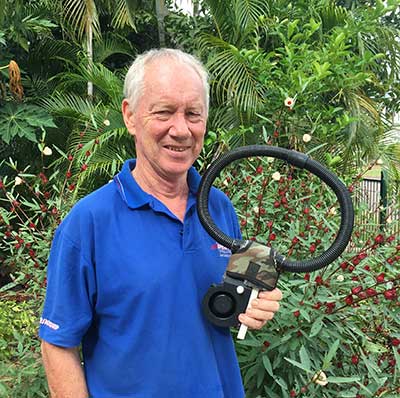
[[49, 60, 124, 106], [78, 62, 124, 104], [62, 0, 101, 41], [40, 92, 98, 121], [204, 0, 235, 38], [206, 46, 266, 116], [208, 105, 241, 132], [94, 33, 135, 64], [319, 2, 349, 33], [233, 0, 269, 30], [111, 0, 138, 31]]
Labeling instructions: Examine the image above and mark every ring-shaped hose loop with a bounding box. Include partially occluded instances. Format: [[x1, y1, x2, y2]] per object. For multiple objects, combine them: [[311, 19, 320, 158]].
[[197, 145, 354, 273]]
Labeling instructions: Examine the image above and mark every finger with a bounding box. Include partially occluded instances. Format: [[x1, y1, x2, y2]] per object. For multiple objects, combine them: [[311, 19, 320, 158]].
[[250, 298, 280, 313], [258, 288, 283, 301], [245, 307, 276, 322], [238, 314, 266, 330]]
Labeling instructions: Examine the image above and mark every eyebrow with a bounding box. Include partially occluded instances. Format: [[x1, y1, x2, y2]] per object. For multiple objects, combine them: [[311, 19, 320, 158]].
[[149, 101, 205, 112]]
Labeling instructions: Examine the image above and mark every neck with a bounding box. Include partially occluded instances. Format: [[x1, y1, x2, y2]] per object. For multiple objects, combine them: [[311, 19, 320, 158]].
[[132, 164, 189, 199], [132, 162, 189, 221]]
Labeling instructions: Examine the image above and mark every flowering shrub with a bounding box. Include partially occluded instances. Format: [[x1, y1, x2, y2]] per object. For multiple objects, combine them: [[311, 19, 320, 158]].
[[214, 157, 400, 398], [1, 144, 399, 397], [0, 144, 91, 395]]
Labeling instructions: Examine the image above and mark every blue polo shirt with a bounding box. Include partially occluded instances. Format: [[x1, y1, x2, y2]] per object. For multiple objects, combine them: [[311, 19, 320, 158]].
[[39, 159, 245, 398]]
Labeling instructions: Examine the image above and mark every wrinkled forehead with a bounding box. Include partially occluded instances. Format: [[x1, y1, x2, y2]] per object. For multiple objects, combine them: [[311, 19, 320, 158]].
[[144, 57, 203, 85], [142, 59, 207, 104]]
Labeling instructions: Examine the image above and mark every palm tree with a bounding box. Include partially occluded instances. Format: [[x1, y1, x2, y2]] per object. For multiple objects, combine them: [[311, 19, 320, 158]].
[[198, 0, 400, 176]]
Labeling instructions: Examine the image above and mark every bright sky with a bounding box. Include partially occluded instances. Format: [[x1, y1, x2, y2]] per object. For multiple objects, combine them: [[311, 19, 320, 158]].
[[172, 0, 193, 14]]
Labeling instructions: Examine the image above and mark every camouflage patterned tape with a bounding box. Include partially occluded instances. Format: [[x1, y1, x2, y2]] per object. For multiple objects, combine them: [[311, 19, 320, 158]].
[[226, 241, 280, 290]]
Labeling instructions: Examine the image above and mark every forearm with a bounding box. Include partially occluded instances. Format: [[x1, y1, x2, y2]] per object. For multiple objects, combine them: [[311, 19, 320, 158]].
[[41, 340, 89, 398]]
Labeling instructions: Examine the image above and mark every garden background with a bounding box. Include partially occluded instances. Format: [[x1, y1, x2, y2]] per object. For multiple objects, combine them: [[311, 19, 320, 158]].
[[1, 0, 400, 397]]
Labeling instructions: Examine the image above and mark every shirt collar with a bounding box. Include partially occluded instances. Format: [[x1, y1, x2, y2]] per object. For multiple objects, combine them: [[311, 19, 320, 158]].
[[114, 159, 201, 210]]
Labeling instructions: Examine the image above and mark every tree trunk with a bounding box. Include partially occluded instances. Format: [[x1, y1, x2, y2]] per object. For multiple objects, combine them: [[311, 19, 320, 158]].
[[87, 17, 93, 97], [155, 0, 166, 47]]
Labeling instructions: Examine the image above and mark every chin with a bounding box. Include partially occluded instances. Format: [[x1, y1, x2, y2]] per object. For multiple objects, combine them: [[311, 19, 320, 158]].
[[162, 161, 193, 177]]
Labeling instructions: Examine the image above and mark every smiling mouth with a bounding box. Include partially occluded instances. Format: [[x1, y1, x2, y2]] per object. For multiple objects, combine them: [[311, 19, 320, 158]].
[[164, 145, 190, 152]]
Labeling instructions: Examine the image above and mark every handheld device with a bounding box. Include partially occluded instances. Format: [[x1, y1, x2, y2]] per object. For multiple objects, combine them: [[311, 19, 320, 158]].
[[197, 145, 354, 339]]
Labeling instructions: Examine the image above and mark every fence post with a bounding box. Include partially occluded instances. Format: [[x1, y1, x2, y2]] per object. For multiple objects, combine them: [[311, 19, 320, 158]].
[[379, 171, 387, 228]]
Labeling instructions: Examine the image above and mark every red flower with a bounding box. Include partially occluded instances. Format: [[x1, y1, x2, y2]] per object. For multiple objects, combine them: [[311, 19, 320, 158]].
[[345, 295, 354, 305], [352, 257, 360, 266], [391, 338, 400, 347], [374, 234, 384, 244], [358, 252, 367, 260], [39, 172, 48, 184], [351, 286, 363, 295], [376, 273, 385, 283], [293, 310, 300, 317], [351, 355, 359, 365], [384, 289, 397, 300]]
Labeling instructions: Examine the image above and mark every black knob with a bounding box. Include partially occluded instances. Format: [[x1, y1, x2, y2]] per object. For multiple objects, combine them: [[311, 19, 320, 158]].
[[210, 293, 235, 318]]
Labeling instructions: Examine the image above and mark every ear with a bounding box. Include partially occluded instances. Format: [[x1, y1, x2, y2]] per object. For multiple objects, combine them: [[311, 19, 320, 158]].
[[122, 99, 136, 137]]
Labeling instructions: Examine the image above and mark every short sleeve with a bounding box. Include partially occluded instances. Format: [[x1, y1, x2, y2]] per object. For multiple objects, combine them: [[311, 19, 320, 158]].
[[39, 227, 96, 347]]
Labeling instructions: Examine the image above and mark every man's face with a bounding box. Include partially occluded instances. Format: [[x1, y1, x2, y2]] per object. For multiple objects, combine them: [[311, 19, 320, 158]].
[[123, 59, 207, 180]]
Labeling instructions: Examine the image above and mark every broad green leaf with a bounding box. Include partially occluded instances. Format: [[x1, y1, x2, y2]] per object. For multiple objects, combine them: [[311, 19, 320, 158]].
[[328, 376, 361, 383], [310, 316, 324, 338], [322, 339, 340, 369], [284, 357, 313, 374], [299, 346, 311, 370], [262, 354, 274, 377]]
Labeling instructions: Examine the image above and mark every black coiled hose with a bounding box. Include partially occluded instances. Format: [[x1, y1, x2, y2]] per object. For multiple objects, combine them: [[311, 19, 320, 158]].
[[197, 145, 354, 273]]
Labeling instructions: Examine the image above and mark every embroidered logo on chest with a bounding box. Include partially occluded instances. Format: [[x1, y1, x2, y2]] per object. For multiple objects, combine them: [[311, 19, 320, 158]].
[[210, 242, 231, 258]]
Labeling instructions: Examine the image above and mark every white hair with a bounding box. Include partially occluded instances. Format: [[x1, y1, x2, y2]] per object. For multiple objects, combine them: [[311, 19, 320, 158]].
[[123, 48, 209, 113]]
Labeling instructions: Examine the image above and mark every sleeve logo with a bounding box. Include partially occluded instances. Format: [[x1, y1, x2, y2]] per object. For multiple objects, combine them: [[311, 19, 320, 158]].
[[40, 317, 60, 330]]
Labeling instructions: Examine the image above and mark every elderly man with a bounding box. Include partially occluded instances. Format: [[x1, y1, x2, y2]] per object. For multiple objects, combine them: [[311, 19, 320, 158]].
[[39, 49, 282, 398]]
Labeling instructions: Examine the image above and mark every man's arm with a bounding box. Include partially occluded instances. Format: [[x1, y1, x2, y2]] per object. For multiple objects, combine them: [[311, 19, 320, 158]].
[[41, 340, 89, 398]]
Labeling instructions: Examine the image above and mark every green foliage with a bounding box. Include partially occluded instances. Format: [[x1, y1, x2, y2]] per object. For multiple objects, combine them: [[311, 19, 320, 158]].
[[211, 156, 400, 397], [0, 299, 38, 361], [0, 1, 400, 397], [0, 145, 86, 396], [0, 103, 57, 144], [0, 325, 47, 397], [200, 0, 400, 180]]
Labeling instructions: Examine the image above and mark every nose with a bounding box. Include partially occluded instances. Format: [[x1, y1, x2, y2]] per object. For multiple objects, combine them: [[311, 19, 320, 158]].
[[169, 112, 191, 140]]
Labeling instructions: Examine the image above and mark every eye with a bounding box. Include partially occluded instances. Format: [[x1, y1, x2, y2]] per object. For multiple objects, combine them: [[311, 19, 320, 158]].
[[154, 110, 172, 120], [187, 111, 202, 121]]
